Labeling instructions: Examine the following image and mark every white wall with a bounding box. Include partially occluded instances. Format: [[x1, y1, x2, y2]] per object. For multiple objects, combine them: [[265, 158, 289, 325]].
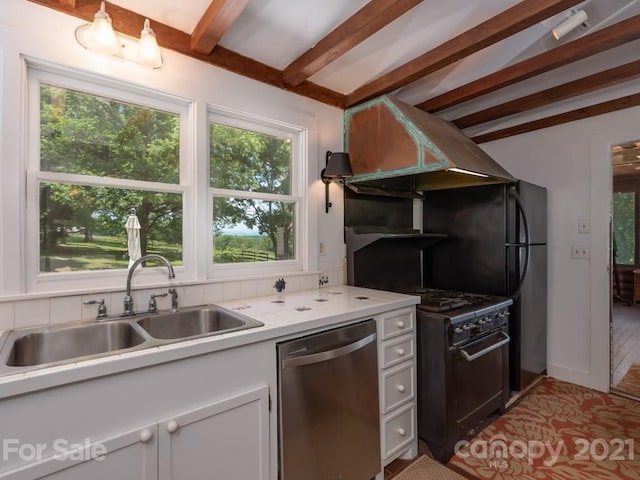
[[0, 1, 346, 327], [480, 104, 640, 392]]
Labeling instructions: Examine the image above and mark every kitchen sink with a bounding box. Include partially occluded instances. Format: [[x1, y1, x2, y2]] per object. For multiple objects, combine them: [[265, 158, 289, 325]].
[[0, 304, 264, 375], [136, 306, 263, 340], [5, 321, 146, 367]]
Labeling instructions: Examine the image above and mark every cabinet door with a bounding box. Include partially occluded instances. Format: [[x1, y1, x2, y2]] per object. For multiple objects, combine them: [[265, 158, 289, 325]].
[[0, 424, 158, 480], [158, 385, 269, 480]]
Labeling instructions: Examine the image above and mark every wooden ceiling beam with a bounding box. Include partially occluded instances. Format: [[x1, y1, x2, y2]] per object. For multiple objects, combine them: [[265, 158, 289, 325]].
[[453, 59, 640, 129], [471, 92, 640, 144], [190, 0, 250, 55], [418, 14, 640, 113], [26, 0, 346, 108], [345, 0, 582, 108], [282, 0, 423, 87]]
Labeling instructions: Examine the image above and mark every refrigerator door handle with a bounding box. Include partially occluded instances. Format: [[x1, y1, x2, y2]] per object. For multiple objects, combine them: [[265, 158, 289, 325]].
[[509, 187, 530, 299]]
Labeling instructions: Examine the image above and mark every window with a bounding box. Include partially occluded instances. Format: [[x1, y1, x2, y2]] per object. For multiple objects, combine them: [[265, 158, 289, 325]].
[[27, 66, 190, 291], [208, 111, 306, 276], [21, 62, 314, 294], [613, 192, 636, 265]]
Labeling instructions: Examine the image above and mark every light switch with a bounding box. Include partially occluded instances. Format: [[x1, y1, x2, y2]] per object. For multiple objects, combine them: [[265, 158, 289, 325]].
[[578, 219, 590, 234]]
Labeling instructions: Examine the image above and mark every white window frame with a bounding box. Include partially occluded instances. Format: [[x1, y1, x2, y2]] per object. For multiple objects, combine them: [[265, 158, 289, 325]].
[[25, 62, 194, 293], [207, 107, 308, 279]]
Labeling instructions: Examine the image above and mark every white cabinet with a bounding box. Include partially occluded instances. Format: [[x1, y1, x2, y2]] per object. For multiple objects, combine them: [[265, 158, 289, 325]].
[[376, 307, 418, 466], [158, 386, 269, 480], [0, 342, 275, 480], [1, 387, 269, 480], [0, 424, 158, 480]]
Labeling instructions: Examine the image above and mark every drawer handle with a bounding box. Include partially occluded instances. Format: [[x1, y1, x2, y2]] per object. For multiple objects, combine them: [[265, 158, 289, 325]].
[[396, 384, 406, 393], [166, 420, 179, 434], [396, 321, 405, 329], [396, 348, 405, 356], [397, 428, 406, 437], [139, 429, 153, 444]]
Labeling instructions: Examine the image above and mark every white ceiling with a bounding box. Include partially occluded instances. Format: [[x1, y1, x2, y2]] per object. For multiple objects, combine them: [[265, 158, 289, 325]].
[[105, 0, 640, 133], [107, 0, 640, 97]]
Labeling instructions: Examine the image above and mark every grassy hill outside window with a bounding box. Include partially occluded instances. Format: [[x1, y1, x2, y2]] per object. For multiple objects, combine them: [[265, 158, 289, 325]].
[[22, 61, 311, 293], [26, 65, 190, 291], [208, 110, 305, 277]]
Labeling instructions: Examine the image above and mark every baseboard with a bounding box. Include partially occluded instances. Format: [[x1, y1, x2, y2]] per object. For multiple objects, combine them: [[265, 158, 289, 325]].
[[546, 363, 608, 392]]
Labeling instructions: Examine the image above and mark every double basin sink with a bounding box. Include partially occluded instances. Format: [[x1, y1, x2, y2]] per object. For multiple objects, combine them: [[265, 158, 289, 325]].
[[0, 305, 263, 375]]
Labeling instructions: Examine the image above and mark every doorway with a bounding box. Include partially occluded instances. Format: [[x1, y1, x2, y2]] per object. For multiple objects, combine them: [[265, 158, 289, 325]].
[[611, 138, 640, 398]]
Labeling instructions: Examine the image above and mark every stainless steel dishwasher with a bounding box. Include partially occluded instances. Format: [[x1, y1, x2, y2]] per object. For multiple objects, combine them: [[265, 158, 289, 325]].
[[277, 319, 380, 480]]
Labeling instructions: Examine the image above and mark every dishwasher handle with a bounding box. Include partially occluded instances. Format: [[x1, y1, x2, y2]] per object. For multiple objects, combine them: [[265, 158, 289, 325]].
[[282, 332, 377, 369]]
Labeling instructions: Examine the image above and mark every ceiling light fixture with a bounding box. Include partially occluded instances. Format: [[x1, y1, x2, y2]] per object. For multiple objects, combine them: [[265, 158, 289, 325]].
[[75, 1, 163, 69], [321, 151, 353, 213], [552, 9, 588, 40]]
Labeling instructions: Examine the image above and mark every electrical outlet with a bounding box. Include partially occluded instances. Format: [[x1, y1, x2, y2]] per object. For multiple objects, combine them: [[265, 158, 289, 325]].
[[571, 245, 590, 260], [578, 218, 590, 234]]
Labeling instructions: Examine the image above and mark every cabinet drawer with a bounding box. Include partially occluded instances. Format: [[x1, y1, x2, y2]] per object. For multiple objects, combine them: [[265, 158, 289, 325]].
[[382, 403, 415, 460], [382, 335, 414, 369], [382, 362, 414, 413], [381, 309, 414, 340]]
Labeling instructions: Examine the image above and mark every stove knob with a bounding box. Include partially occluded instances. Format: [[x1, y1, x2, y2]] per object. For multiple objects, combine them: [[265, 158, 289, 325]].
[[477, 319, 485, 325], [454, 327, 463, 334], [463, 324, 471, 331]]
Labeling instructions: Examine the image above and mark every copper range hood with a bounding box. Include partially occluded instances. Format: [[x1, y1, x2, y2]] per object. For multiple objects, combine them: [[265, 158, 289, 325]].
[[344, 95, 515, 196]]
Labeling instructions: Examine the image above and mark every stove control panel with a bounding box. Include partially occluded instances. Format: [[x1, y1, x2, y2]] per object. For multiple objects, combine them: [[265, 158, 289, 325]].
[[450, 308, 510, 344]]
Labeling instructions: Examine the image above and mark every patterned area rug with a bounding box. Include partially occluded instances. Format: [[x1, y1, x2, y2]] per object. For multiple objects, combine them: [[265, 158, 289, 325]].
[[615, 364, 640, 397], [394, 455, 468, 480], [449, 377, 640, 479]]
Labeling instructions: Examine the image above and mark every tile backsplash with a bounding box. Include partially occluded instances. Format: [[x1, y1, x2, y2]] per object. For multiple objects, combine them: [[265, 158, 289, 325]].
[[0, 269, 343, 330]]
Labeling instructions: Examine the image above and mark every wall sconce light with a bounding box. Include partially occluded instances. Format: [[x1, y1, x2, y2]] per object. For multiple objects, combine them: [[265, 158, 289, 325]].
[[75, 1, 163, 69], [552, 9, 588, 40], [321, 151, 353, 214]]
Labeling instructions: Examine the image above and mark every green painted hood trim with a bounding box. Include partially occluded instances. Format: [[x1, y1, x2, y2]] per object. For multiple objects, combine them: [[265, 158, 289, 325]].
[[344, 95, 515, 192]]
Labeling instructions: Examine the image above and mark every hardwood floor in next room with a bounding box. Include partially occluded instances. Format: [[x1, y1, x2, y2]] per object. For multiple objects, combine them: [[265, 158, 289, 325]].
[[612, 303, 640, 391]]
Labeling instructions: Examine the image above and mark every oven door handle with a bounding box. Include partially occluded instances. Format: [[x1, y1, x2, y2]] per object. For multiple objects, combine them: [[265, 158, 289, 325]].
[[459, 332, 510, 362]]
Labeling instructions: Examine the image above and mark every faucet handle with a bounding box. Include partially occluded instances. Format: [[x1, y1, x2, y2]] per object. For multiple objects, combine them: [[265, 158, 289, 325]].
[[168, 288, 179, 313], [148, 292, 168, 313], [84, 299, 108, 319]]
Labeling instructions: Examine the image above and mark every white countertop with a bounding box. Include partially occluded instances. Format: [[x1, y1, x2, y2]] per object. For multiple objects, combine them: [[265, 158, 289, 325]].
[[0, 286, 419, 399]]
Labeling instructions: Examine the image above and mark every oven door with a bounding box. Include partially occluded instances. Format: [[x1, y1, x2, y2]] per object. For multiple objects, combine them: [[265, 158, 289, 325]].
[[451, 329, 510, 435]]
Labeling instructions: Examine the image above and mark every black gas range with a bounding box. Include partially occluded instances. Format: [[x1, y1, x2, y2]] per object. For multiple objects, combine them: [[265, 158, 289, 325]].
[[414, 288, 513, 463], [415, 288, 512, 345]]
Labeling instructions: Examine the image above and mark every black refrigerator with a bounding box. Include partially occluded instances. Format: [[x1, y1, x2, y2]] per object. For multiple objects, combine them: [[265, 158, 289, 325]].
[[422, 180, 547, 392]]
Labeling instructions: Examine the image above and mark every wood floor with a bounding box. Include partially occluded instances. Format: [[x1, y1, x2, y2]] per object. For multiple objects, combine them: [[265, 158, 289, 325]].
[[612, 303, 640, 391]]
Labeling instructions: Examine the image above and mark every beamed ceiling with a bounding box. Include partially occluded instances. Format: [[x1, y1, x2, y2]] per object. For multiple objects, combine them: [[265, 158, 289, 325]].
[[27, 0, 640, 145]]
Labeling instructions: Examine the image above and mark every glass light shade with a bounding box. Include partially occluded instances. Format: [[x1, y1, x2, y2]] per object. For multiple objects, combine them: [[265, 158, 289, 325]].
[[323, 152, 353, 179], [137, 19, 163, 69], [86, 1, 120, 55]]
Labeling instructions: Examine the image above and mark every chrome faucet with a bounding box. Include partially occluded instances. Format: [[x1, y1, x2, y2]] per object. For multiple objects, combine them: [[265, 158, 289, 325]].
[[123, 254, 175, 316]]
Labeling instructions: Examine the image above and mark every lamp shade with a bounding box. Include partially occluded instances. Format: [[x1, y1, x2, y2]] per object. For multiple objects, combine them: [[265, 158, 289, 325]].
[[137, 19, 163, 69], [323, 152, 353, 179], [86, 1, 120, 55]]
